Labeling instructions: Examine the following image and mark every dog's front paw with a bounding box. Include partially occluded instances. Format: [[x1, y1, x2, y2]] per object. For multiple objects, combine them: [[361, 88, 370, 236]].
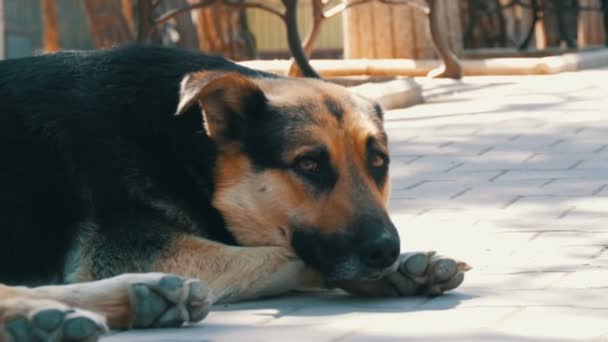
[[0, 298, 107, 342], [341, 251, 471, 297], [126, 273, 210, 328]]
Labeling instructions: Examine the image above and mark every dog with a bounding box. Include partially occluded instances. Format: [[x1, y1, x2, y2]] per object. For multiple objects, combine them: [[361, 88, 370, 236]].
[[0, 45, 469, 341]]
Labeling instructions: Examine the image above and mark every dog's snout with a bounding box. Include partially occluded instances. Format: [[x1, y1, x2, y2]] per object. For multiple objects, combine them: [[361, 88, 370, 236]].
[[361, 234, 400, 269]]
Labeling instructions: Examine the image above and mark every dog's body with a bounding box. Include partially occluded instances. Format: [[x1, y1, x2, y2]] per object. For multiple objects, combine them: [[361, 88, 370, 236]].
[[0, 45, 468, 341]]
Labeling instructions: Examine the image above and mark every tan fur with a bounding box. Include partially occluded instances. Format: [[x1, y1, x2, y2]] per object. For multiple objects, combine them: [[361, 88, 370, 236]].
[[0, 278, 135, 330], [210, 76, 391, 245], [153, 234, 323, 303]]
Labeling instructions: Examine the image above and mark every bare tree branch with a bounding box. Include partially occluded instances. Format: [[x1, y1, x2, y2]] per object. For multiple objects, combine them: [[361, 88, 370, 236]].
[[223, 0, 284, 18], [154, 0, 216, 27], [153, 0, 283, 29], [324, 0, 428, 19]]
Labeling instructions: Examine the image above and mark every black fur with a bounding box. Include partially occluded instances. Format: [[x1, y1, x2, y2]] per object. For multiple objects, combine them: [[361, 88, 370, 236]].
[[323, 97, 343, 122], [0, 45, 277, 285]]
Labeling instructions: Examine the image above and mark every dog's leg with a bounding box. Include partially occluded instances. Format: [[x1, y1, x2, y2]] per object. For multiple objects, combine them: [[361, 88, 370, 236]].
[[0, 285, 107, 342], [339, 252, 472, 297], [34, 273, 210, 329], [0, 272, 211, 338], [152, 234, 324, 304]]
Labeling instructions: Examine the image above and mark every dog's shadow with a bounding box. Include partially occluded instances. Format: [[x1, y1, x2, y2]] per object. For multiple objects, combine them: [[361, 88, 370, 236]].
[[101, 291, 477, 341], [214, 289, 478, 318]]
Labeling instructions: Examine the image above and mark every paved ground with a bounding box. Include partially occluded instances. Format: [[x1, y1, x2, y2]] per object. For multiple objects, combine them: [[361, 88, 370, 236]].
[[104, 69, 608, 341]]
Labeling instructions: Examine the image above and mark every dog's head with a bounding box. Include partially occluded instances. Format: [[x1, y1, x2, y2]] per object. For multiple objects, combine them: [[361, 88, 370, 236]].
[[176, 71, 399, 282]]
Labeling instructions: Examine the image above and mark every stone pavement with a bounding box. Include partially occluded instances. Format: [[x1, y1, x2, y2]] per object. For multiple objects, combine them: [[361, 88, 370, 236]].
[[103, 69, 608, 341]]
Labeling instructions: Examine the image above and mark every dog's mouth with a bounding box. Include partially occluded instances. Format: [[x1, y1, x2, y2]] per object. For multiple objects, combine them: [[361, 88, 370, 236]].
[[291, 222, 401, 283], [323, 256, 400, 284], [360, 259, 400, 281]]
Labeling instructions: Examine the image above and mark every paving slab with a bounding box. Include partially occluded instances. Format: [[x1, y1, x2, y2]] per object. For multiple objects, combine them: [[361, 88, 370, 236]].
[[104, 68, 608, 341]]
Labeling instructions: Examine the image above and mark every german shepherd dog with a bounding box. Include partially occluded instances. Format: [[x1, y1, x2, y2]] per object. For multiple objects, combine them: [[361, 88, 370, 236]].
[[0, 45, 469, 341]]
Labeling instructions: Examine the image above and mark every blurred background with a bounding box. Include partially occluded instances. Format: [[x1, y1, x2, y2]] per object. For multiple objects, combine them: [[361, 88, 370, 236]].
[[0, 0, 606, 74]]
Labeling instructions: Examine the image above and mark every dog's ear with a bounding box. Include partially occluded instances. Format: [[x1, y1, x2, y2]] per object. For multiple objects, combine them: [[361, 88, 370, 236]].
[[176, 71, 267, 141]]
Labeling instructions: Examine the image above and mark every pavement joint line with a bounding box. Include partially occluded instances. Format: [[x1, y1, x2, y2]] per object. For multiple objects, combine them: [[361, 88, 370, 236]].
[[539, 178, 557, 188], [592, 184, 608, 196], [593, 143, 608, 154], [404, 135, 419, 143], [489, 170, 509, 182], [477, 146, 495, 156], [501, 195, 524, 209], [493, 307, 527, 326], [500, 270, 579, 275], [557, 206, 577, 219], [403, 155, 423, 165], [527, 231, 544, 241], [507, 134, 521, 141], [403, 180, 432, 190], [568, 160, 585, 170], [548, 138, 567, 147], [449, 187, 473, 200], [574, 127, 587, 135], [499, 229, 593, 234], [444, 162, 464, 173], [392, 135, 419, 144], [544, 272, 574, 290], [438, 141, 454, 148], [525, 194, 581, 198], [522, 152, 539, 163], [592, 246, 608, 259], [415, 208, 432, 216], [471, 127, 484, 135]]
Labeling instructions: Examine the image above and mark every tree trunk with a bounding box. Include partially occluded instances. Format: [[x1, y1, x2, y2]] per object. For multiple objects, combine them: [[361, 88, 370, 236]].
[[539, 0, 578, 48], [343, 0, 462, 59], [0, 0, 4, 59], [121, 0, 136, 38], [83, 0, 134, 48], [578, 0, 606, 46], [41, 0, 59, 52], [191, 0, 256, 60]]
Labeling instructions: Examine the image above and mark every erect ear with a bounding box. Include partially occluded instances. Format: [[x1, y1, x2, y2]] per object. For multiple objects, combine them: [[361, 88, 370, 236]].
[[175, 71, 267, 141]]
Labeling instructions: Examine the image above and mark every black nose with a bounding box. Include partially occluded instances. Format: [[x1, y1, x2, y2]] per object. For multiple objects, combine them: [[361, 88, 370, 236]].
[[361, 234, 400, 269]]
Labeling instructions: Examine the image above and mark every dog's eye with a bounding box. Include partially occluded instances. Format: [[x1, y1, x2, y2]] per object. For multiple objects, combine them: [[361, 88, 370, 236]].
[[292, 149, 337, 191], [370, 154, 385, 168], [370, 152, 388, 169], [296, 157, 319, 173]]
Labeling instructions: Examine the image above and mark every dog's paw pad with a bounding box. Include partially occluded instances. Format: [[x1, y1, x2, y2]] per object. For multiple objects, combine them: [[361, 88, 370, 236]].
[[32, 308, 66, 332], [187, 280, 211, 322], [393, 251, 471, 296], [399, 251, 434, 278], [430, 258, 458, 282], [128, 274, 211, 328], [4, 306, 107, 342], [63, 312, 106, 341]]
